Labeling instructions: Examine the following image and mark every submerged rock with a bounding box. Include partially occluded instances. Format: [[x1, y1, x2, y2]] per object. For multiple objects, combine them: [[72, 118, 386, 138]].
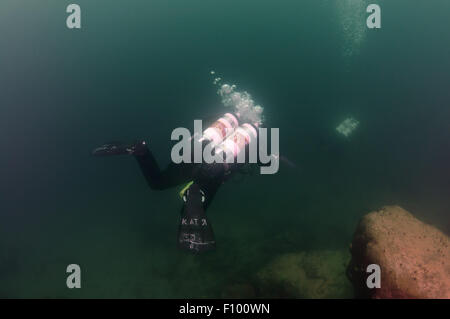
[[347, 205, 450, 299], [256, 250, 353, 298]]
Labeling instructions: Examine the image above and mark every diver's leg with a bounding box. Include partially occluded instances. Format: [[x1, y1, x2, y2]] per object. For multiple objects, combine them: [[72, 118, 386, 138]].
[[92, 140, 193, 190], [134, 142, 194, 190], [176, 162, 227, 253]]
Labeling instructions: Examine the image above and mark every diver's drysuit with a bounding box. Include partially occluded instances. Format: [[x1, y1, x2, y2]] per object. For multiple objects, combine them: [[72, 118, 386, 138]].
[[92, 114, 260, 254]]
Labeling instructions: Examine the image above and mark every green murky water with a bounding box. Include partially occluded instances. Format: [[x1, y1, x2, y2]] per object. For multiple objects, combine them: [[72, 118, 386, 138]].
[[0, 0, 449, 298]]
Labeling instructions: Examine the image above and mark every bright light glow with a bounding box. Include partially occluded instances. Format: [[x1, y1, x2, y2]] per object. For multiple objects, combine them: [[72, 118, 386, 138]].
[[336, 117, 359, 137]]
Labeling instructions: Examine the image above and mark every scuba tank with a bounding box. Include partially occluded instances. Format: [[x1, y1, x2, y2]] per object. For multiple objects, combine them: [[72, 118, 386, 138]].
[[197, 113, 239, 148], [214, 123, 258, 161]]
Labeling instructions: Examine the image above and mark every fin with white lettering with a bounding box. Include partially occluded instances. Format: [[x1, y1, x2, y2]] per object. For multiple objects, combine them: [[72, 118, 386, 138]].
[[177, 183, 216, 253]]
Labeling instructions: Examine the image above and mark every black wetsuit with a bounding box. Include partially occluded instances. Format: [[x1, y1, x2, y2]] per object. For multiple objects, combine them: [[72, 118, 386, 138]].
[[93, 139, 246, 253], [134, 141, 233, 253], [135, 142, 228, 208]]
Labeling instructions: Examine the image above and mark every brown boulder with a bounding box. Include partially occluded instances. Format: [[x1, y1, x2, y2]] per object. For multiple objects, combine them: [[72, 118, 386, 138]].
[[348, 205, 450, 298]]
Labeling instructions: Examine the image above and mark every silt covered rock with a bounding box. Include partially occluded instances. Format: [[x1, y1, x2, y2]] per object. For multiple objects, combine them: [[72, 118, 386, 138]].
[[256, 250, 353, 298]]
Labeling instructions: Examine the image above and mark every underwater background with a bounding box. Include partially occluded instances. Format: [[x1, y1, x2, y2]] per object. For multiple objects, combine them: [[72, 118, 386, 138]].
[[0, 0, 449, 298]]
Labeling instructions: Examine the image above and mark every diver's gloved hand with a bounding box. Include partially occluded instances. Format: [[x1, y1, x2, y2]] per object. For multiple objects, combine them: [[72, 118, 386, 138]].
[[91, 140, 148, 156], [177, 183, 216, 253]]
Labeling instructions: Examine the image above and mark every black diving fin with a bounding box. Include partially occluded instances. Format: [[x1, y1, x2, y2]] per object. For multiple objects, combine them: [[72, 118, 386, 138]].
[[177, 183, 216, 253], [91, 140, 148, 156]]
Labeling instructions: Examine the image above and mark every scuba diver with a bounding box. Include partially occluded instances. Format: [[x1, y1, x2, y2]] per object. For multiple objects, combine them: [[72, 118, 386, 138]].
[[92, 113, 265, 254]]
